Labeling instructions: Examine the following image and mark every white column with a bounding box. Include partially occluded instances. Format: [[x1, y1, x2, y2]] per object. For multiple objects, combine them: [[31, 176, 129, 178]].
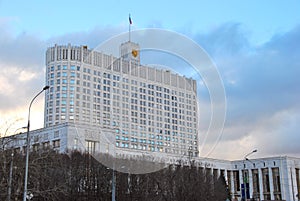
[[230, 171, 235, 200], [290, 167, 298, 201], [258, 168, 264, 200], [248, 169, 254, 199], [268, 167, 274, 200], [239, 169, 244, 199], [217, 168, 221, 179], [224, 170, 228, 184], [278, 158, 287, 200]]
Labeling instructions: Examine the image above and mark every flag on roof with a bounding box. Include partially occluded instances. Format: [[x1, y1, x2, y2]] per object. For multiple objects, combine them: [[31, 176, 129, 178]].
[[129, 14, 132, 25]]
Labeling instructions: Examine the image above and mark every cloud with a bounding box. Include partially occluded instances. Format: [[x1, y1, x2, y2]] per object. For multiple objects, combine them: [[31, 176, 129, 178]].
[[253, 109, 300, 155], [0, 26, 45, 134], [197, 22, 252, 57], [0, 26, 45, 71], [195, 24, 300, 159], [0, 23, 127, 134], [1, 19, 299, 161]]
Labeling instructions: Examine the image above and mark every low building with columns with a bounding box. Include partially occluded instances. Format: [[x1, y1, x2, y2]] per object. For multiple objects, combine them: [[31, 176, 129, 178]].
[[2, 123, 300, 201], [229, 156, 300, 201]]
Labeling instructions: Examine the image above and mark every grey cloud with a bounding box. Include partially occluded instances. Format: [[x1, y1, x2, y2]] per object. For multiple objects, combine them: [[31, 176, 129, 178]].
[[0, 28, 45, 71], [225, 26, 300, 123], [196, 23, 251, 57], [194, 24, 300, 158]]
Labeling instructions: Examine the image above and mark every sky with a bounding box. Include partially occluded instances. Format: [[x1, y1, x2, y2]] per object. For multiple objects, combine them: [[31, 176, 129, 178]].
[[0, 0, 299, 160]]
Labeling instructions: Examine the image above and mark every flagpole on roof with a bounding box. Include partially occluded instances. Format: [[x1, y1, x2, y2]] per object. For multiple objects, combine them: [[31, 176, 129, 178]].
[[129, 14, 132, 42]]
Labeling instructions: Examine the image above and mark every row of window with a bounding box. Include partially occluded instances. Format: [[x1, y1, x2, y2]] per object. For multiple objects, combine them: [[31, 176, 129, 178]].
[[49, 65, 75, 71], [48, 62, 195, 92], [48, 65, 195, 97], [47, 87, 196, 113], [115, 128, 196, 138], [30, 139, 60, 151], [115, 142, 197, 154]]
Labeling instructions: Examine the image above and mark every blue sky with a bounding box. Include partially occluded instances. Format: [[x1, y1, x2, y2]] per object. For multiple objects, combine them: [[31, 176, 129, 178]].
[[0, 0, 299, 159], [1, 0, 299, 43]]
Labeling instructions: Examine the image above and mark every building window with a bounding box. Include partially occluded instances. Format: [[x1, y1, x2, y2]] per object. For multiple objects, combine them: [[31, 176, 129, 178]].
[[43, 141, 50, 149], [33, 135, 39, 143], [43, 133, 48, 140], [53, 139, 60, 148], [32, 143, 40, 151], [86, 140, 97, 154], [54, 130, 59, 138]]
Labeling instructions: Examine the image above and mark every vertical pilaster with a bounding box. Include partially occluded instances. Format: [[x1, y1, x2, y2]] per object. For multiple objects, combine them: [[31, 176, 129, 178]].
[[230, 171, 235, 200], [239, 169, 244, 199], [258, 168, 264, 200], [217, 168, 221, 178], [224, 170, 228, 184], [290, 167, 298, 201], [248, 169, 254, 199], [268, 167, 274, 200]]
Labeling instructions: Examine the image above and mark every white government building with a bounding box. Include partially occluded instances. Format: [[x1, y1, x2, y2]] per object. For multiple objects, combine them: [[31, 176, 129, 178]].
[[1, 42, 300, 201]]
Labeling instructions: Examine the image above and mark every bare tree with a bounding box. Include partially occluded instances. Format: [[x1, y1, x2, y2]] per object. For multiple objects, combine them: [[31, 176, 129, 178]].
[[0, 149, 229, 201]]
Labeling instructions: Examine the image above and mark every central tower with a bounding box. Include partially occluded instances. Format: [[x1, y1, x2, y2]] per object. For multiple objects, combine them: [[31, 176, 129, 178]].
[[120, 41, 140, 64]]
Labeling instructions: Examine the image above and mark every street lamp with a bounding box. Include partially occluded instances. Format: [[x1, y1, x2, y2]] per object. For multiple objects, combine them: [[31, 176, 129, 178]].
[[106, 167, 116, 201], [242, 149, 257, 201], [112, 168, 116, 201], [7, 127, 27, 201], [23, 86, 49, 201]]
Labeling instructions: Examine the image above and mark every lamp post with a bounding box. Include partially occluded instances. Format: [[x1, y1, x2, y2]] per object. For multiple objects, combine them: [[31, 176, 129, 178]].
[[106, 167, 116, 201], [7, 151, 14, 201], [7, 127, 27, 201], [112, 168, 116, 201], [23, 86, 49, 201], [242, 149, 257, 201]]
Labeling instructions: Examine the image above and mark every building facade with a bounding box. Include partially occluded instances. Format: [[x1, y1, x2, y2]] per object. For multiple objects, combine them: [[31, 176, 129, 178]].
[[44, 43, 198, 157]]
